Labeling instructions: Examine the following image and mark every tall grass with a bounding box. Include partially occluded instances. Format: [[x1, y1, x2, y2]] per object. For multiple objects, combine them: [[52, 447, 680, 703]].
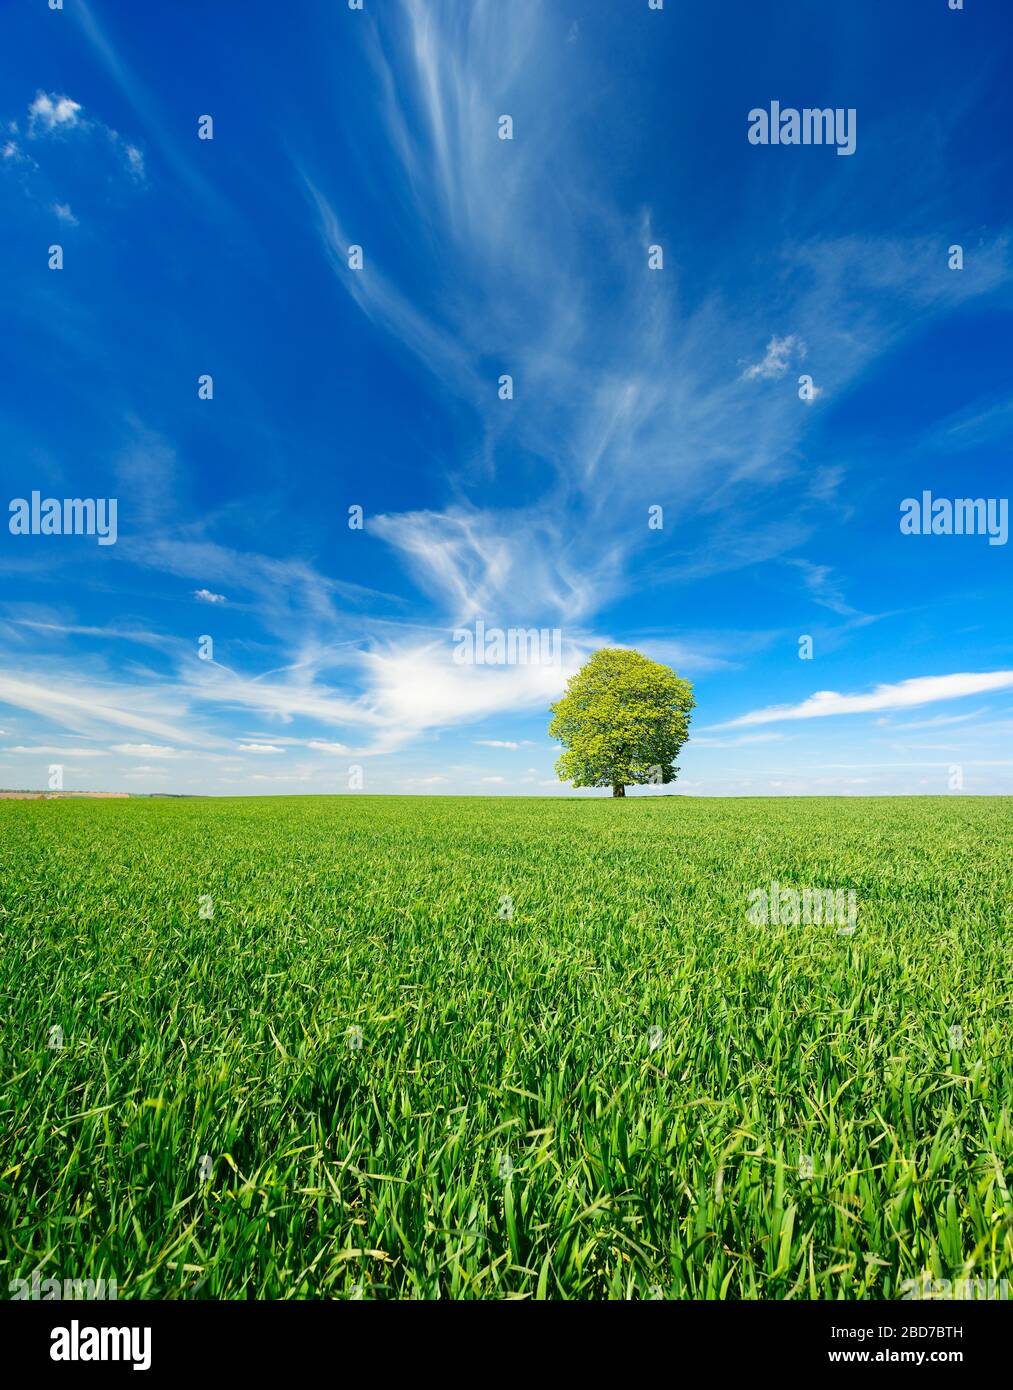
[[2, 795, 1011, 1298]]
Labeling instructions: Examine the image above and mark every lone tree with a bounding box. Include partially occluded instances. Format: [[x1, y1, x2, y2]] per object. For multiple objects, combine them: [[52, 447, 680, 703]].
[[548, 647, 695, 797]]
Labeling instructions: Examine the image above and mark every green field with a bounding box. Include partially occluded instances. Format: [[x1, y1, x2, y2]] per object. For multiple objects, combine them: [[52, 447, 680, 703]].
[[2, 794, 1011, 1300]]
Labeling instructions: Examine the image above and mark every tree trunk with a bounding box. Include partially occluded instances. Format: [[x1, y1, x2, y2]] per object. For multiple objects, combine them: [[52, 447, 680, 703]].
[[612, 783, 626, 797]]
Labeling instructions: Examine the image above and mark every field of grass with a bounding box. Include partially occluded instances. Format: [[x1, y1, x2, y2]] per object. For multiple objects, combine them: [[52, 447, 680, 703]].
[[2, 794, 1011, 1300]]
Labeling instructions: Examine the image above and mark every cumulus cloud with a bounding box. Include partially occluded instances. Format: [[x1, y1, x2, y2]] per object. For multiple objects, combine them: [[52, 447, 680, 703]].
[[16, 90, 146, 184], [28, 92, 83, 134], [194, 588, 226, 604]]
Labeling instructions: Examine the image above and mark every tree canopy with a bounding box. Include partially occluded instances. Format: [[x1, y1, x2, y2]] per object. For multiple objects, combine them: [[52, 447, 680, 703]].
[[548, 648, 695, 796]]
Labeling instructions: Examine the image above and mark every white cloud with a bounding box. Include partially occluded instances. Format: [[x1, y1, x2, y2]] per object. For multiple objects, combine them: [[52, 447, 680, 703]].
[[135, 536, 385, 642], [28, 92, 83, 134], [297, 4, 1012, 776], [691, 732, 786, 748], [185, 664, 376, 742], [52, 202, 78, 225], [741, 334, 803, 381], [638, 638, 737, 673], [110, 743, 184, 758], [881, 708, 989, 731], [16, 89, 145, 183], [237, 743, 284, 754], [0, 672, 215, 747], [788, 560, 861, 618], [370, 506, 617, 628], [236, 735, 352, 755], [1, 137, 37, 169], [476, 739, 520, 749], [717, 671, 1013, 729], [1, 744, 105, 757], [5, 6, 1010, 796], [360, 639, 582, 742]]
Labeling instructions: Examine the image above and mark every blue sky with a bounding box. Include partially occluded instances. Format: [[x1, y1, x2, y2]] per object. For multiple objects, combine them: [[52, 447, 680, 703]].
[[1, 0, 1011, 797]]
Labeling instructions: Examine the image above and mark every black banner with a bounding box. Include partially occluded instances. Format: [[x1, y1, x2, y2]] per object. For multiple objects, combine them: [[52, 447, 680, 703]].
[[0, 1298, 1000, 1377]]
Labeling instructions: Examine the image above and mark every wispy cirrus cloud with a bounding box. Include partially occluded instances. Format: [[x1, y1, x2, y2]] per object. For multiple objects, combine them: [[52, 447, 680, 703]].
[[3, 0, 1012, 796], [714, 671, 1013, 729], [2, 744, 105, 757], [878, 708, 992, 731], [0, 672, 215, 747], [369, 506, 622, 627], [741, 334, 805, 380], [307, 0, 1012, 663]]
